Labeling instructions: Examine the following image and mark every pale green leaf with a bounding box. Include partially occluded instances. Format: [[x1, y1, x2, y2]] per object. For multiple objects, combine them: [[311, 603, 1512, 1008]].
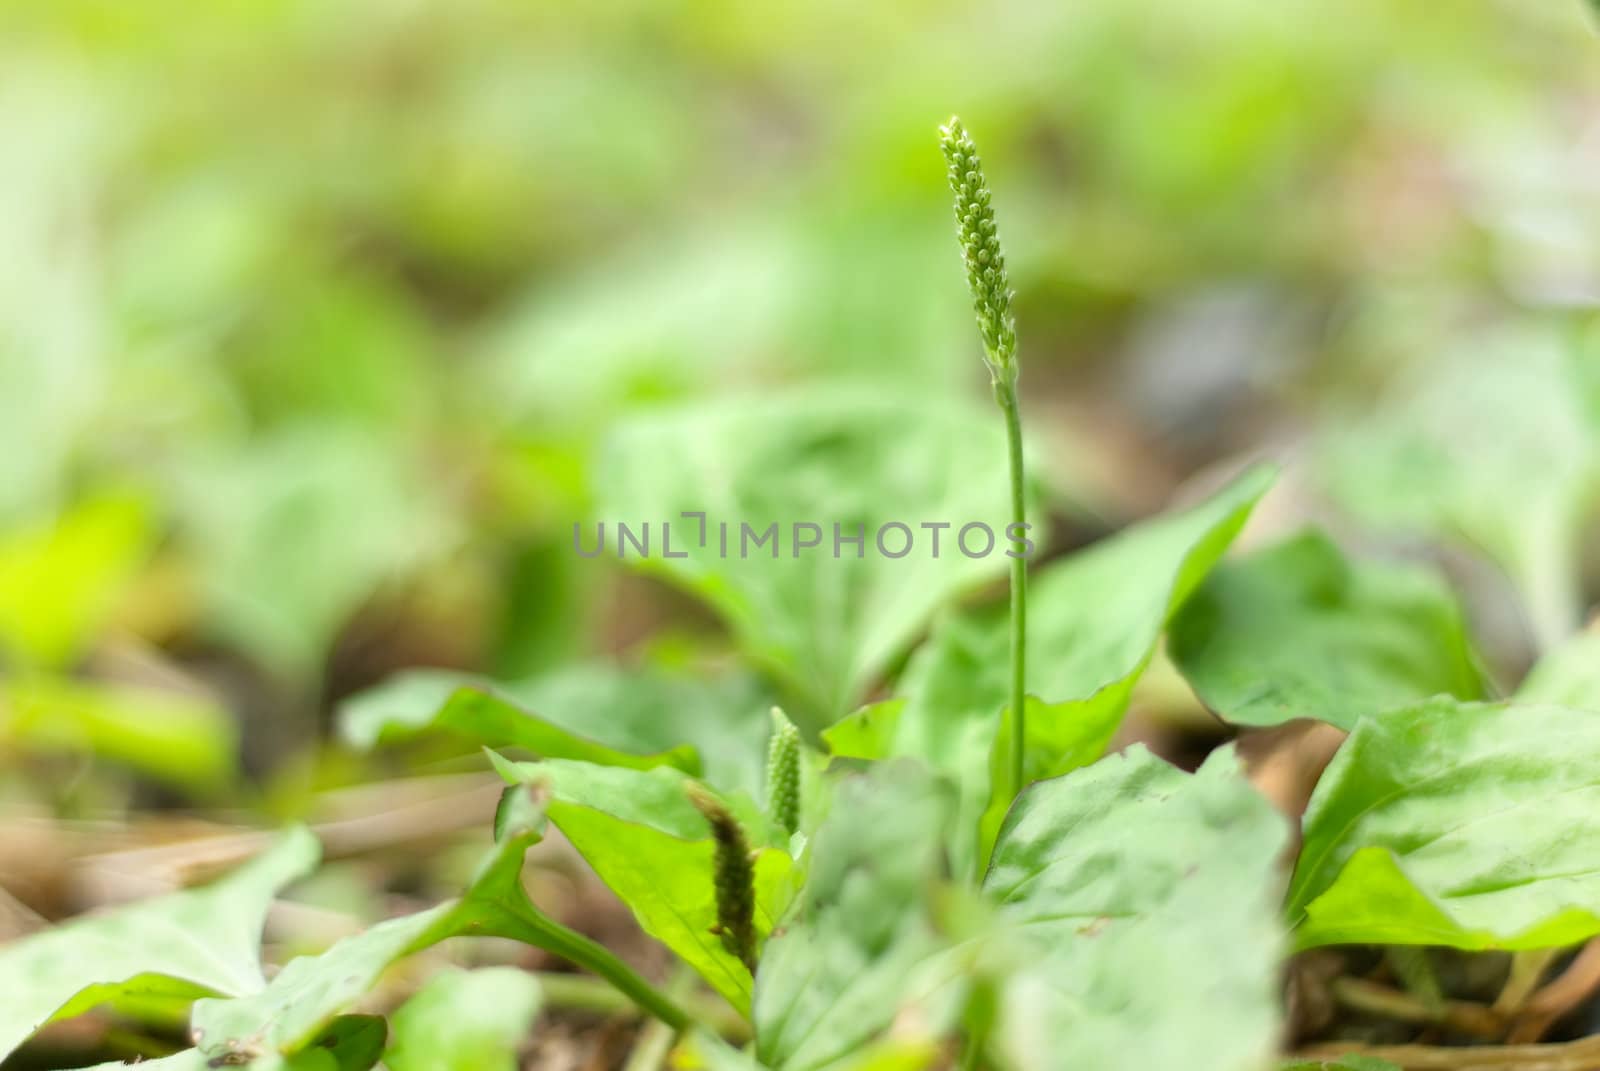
[[1515, 623, 1600, 709], [385, 968, 542, 1071], [1318, 331, 1600, 649], [190, 794, 558, 1063], [0, 827, 319, 1063], [1288, 697, 1600, 950], [1170, 530, 1486, 730], [490, 756, 794, 1016], [983, 746, 1288, 1071], [753, 762, 958, 1071], [594, 392, 1033, 720]]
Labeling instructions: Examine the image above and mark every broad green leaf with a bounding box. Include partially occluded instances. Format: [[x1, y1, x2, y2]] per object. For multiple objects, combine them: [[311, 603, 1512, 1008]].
[[339, 661, 772, 794], [983, 746, 1288, 1071], [490, 756, 794, 1016], [0, 827, 319, 1063], [0, 492, 151, 669], [1287, 697, 1600, 950], [1281, 1058, 1401, 1071], [1170, 530, 1486, 730], [385, 968, 542, 1071], [1318, 331, 1600, 650], [191, 791, 559, 1064], [753, 762, 958, 1071], [338, 670, 697, 773], [594, 392, 1033, 720], [1, 676, 236, 792], [1515, 623, 1600, 709], [826, 465, 1274, 873]]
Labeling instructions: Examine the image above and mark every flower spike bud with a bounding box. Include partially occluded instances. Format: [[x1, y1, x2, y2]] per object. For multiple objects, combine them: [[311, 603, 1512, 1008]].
[[765, 707, 801, 836], [939, 116, 1018, 389], [687, 783, 758, 971]]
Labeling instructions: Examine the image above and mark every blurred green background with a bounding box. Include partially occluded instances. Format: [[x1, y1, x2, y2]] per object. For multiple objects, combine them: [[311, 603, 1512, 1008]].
[[2, 0, 1598, 808]]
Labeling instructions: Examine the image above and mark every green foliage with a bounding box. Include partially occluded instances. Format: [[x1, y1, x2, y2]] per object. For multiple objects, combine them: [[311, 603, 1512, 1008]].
[[0, 828, 319, 1063], [1287, 697, 1600, 950], [1318, 330, 1600, 650], [490, 755, 795, 1016], [1, 676, 236, 791], [594, 392, 1035, 720], [1281, 1058, 1402, 1071], [1170, 530, 1487, 730], [753, 762, 957, 1071], [983, 747, 1288, 1071], [339, 669, 700, 774], [190, 788, 677, 1065], [827, 465, 1272, 872], [384, 969, 542, 1071]]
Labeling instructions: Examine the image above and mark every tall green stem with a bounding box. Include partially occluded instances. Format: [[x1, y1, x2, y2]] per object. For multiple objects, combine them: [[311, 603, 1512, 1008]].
[[940, 115, 1027, 800], [998, 380, 1027, 799]]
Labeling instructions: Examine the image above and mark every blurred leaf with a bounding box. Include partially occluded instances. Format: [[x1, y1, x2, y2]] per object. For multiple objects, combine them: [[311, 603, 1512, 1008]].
[[1287, 697, 1600, 949], [191, 791, 556, 1063], [983, 747, 1287, 1071], [385, 968, 541, 1071], [753, 762, 958, 1071], [1, 676, 236, 791], [1170, 530, 1486, 730], [595, 392, 1033, 720], [826, 466, 1274, 873], [1515, 622, 1600, 708], [340, 660, 773, 794], [0, 827, 318, 1063], [489, 756, 794, 1016], [176, 426, 454, 675], [338, 670, 699, 774], [1318, 331, 1600, 650], [0, 492, 151, 668]]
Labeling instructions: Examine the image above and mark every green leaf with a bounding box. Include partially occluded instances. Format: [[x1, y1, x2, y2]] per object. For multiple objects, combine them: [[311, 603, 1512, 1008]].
[[982, 746, 1289, 1071], [190, 794, 560, 1063], [1317, 330, 1600, 649], [0, 827, 319, 1063], [825, 465, 1274, 872], [1, 676, 237, 792], [1281, 1058, 1401, 1071], [338, 670, 697, 773], [1515, 624, 1600, 709], [0, 492, 152, 669], [490, 756, 794, 1016], [385, 968, 542, 1071], [594, 392, 1032, 720], [1170, 530, 1486, 730], [1287, 697, 1600, 950], [339, 661, 772, 794], [753, 762, 958, 1071]]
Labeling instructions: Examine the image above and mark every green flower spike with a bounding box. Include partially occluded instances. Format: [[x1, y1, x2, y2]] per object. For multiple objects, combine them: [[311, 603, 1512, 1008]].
[[939, 116, 1017, 388], [765, 707, 801, 836], [688, 784, 758, 971]]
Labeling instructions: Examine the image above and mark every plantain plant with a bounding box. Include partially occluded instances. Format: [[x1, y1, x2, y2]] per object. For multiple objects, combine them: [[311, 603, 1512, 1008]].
[[6, 119, 1600, 1071]]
